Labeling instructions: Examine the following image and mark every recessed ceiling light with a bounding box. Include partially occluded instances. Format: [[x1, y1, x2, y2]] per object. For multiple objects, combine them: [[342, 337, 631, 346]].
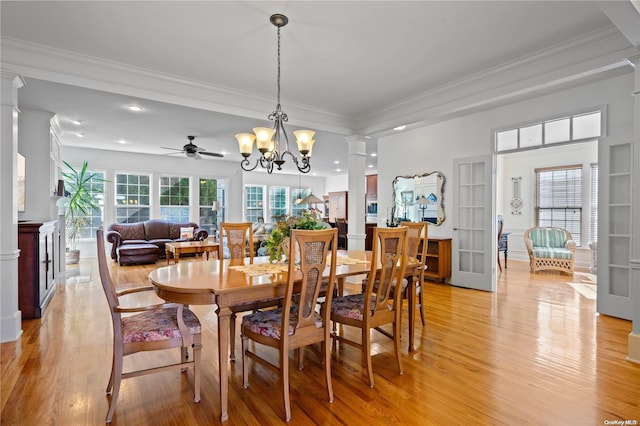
[[333, 160, 340, 164], [335, 168, 342, 172], [393, 125, 406, 131], [75, 132, 84, 138], [370, 153, 377, 157], [117, 139, 128, 144], [364, 136, 371, 139], [70, 118, 83, 125], [368, 164, 373, 168], [127, 105, 143, 112]]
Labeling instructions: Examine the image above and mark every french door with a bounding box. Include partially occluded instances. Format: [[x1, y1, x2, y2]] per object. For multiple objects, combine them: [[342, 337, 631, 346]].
[[451, 155, 496, 291]]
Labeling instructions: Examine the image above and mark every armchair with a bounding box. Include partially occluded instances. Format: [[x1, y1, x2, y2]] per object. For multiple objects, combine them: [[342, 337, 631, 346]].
[[524, 227, 575, 275]]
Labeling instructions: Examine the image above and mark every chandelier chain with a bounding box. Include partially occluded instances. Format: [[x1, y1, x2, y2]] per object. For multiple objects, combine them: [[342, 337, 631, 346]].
[[276, 26, 281, 108]]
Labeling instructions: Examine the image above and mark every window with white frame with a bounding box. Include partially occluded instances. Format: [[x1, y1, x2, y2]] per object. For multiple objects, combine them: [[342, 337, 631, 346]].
[[496, 111, 601, 153], [160, 176, 190, 222], [64, 169, 105, 239], [291, 187, 309, 217], [199, 178, 225, 232], [115, 173, 150, 223], [269, 186, 288, 221], [535, 165, 583, 246], [245, 185, 264, 223]]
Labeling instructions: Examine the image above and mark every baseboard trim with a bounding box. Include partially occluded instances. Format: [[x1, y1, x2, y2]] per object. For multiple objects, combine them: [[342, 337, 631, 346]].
[[627, 332, 640, 364]]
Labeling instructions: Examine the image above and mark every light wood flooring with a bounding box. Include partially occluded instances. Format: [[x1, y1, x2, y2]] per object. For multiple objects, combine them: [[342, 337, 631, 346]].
[[2, 257, 639, 425]]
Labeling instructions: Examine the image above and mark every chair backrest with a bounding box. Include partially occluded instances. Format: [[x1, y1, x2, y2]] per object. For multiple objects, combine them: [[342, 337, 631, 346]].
[[282, 228, 338, 336], [364, 227, 408, 315], [96, 229, 123, 341], [335, 218, 347, 235], [527, 226, 569, 248], [403, 222, 428, 267], [220, 222, 253, 265], [497, 215, 504, 242]]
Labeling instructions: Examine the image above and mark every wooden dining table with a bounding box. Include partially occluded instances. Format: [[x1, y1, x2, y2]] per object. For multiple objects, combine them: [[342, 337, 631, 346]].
[[148, 250, 419, 422]]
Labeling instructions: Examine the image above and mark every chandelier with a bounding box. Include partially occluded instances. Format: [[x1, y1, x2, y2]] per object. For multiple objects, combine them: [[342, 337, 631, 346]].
[[235, 14, 315, 174]]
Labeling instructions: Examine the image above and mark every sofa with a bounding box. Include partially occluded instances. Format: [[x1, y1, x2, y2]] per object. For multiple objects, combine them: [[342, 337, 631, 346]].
[[106, 219, 208, 265], [524, 226, 575, 274]]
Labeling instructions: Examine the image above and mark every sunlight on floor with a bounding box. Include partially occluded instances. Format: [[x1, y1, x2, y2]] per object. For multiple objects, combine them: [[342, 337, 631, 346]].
[[567, 271, 597, 299]]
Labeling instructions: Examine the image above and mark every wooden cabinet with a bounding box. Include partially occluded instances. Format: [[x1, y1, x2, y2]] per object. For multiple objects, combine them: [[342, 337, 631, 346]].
[[328, 191, 348, 222], [18, 221, 57, 319], [423, 237, 452, 283], [366, 174, 377, 199]]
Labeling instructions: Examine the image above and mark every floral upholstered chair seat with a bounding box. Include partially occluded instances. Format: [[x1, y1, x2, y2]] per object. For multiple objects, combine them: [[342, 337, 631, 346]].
[[121, 307, 201, 343], [242, 306, 323, 339], [328, 293, 391, 321]]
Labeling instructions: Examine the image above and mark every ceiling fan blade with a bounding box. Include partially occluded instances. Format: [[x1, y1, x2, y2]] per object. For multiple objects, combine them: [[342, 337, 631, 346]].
[[161, 146, 183, 151], [162, 151, 184, 156], [199, 151, 224, 158]]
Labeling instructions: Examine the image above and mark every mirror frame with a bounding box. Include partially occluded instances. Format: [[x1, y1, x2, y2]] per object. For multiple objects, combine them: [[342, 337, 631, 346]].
[[391, 171, 446, 226]]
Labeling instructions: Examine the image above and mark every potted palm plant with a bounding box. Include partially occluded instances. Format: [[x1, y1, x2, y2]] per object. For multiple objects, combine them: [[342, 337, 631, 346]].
[[62, 161, 107, 264]]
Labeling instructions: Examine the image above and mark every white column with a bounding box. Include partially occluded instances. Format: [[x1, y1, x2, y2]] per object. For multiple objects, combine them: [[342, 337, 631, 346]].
[[346, 135, 367, 250], [629, 54, 640, 364], [0, 72, 25, 342]]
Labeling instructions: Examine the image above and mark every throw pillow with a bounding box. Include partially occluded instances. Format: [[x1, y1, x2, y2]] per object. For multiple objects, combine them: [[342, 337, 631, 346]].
[[180, 227, 194, 240]]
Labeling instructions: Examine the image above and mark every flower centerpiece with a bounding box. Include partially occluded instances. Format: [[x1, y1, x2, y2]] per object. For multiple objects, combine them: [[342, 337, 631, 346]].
[[264, 210, 325, 262]]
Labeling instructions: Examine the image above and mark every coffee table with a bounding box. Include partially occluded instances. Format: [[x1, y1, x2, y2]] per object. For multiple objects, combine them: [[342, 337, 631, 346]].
[[165, 240, 219, 264]]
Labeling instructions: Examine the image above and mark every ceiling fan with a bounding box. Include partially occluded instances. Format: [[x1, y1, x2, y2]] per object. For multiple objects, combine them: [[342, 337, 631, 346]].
[[161, 135, 223, 159]]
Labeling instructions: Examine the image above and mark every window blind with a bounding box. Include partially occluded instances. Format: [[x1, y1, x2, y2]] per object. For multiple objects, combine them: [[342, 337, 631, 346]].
[[589, 163, 598, 243]]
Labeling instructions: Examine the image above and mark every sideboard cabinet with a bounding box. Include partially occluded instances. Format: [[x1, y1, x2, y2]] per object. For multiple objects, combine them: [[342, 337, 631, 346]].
[[18, 221, 57, 319], [423, 237, 452, 283]]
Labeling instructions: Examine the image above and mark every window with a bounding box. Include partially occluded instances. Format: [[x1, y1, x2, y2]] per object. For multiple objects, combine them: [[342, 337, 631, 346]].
[[535, 165, 582, 246], [199, 178, 225, 232], [496, 111, 601, 153], [160, 176, 190, 222], [291, 187, 309, 217], [64, 169, 105, 239], [269, 186, 288, 221], [590, 163, 598, 243], [245, 185, 264, 223], [115, 173, 150, 223]]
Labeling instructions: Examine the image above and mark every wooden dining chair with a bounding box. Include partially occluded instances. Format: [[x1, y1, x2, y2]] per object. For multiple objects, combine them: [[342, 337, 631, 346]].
[[220, 222, 281, 361], [96, 229, 201, 423], [404, 221, 428, 327], [241, 228, 338, 421], [335, 218, 348, 249], [326, 226, 408, 388]]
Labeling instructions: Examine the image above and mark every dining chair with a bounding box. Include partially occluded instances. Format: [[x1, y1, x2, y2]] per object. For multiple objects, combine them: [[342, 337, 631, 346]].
[[335, 218, 348, 249], [220, 222, 281, 361], [241, 228, 338, 421], [404, 222, 428, 327], [326, 226, 408, 388], [96, 229, 202, 423], [497, 215, 504, 272]]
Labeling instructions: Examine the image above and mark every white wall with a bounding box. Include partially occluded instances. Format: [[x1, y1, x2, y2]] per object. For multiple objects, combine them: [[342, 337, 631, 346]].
[[378, 72, 634, 266]]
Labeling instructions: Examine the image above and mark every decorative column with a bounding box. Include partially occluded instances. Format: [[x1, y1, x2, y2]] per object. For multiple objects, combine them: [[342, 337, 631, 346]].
[[629, 53, 640, 364], [0, 72, 25, 342], [346, 135, 367, 250]]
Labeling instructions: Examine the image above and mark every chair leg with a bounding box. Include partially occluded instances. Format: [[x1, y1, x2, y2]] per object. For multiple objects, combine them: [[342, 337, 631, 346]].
[[281, 342, 291, 421], [363, 328, 374, 388], [393, 315, 403, 376], [193, 339, 202, 403], [323, 338, 334, 403], [418, 286, 426, 326], [241, 333, 249, 389], [230, 313, 237, 361], [106, 338, 116, 395], [106, 346, 123, 423], [297, 347, 304, 370]]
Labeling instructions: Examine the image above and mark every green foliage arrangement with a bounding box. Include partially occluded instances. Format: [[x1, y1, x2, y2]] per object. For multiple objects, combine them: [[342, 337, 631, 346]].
[[264, 211, 325, 262], [62, 161, 108, 251]]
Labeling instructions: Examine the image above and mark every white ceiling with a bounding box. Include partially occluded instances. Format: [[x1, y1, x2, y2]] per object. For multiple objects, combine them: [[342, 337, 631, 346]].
[[2, 1, 638, 177]]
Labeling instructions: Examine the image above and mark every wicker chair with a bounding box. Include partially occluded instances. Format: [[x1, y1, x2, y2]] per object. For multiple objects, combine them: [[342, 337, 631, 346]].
[[524, 227, 575, 275]]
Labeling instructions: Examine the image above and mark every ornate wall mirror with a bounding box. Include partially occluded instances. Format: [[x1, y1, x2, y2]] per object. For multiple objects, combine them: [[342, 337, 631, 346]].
[[391, 171, 445, 225]]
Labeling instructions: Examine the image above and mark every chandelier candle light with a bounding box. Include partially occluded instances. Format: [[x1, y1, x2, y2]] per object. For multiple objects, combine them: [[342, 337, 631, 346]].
[[236, 14, 315, 174]]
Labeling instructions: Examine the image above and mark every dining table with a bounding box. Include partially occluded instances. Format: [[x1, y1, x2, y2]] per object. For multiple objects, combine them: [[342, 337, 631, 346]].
[[148, 250, 419, 422]]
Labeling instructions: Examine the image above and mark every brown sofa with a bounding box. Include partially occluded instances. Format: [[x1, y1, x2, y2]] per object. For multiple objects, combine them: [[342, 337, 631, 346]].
[[106, 219, 208, 265]]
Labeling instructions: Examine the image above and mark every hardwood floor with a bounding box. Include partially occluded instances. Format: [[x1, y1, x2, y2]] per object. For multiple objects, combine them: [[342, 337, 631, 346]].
[[2, 258, 639, 425]]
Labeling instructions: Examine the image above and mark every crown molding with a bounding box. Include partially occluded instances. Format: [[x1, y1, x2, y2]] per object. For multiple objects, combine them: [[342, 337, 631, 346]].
[[356, 25, 636, 136], [0, 37, 353, 135]]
